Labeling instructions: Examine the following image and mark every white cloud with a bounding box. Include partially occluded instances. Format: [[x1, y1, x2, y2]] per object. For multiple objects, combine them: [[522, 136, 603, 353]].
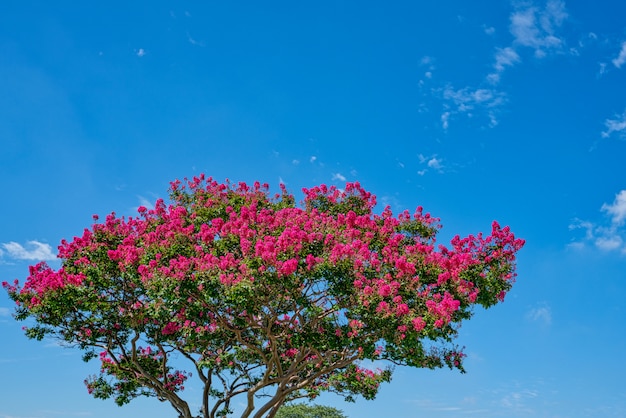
[[441, 111, 450, 130], [486, 1, 568, 85], [137, 195, 155, 211], [494, 47, 521, 72], [526, 305, 552, 326], [332, 173, 347, 182], [136, 48, 146, 57], [187, 32, 205, 47], [419, 56, 436, 79], [602, 190, 626, 225], [488, 47, 521, 83], [443, 86, 505, 111], [438, 85, 505, 128], [510, 0, 568, 57], [569, 218, 594, 240], [428, 1, 569, 130], [569, 190, 626, 254], [612, 41, 626, 68], [427, 157, 443, 171], [500, 389, 540, 410], [1, 241, 56, 261], [420, 56, 434, 66], [309, 156, 317, 163], [417, 154, 444, 174], [595, 235, 623, 251], [601, 110, 626, 139]]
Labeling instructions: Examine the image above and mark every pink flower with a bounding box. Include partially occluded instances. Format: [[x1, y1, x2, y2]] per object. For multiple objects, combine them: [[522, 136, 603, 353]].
[[412, 317, 426, 332], [395, 303, 409, 316], [279, 258, 299, 276], [162, 322, 181, 335]]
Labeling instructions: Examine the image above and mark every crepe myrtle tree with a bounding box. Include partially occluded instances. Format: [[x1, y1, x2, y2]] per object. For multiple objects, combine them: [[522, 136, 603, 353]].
[[4, 175, 524, 418]]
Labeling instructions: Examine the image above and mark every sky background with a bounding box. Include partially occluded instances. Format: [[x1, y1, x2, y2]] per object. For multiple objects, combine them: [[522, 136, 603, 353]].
[[1, 1, 625, 417]]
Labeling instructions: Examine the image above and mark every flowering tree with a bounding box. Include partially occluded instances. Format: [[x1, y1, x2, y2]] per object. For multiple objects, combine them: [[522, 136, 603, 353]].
[[3, 175, 524, 418]]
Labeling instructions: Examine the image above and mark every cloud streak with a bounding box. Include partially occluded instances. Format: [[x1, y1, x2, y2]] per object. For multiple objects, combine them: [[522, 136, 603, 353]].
[[601, 109, 626, 139], [612, 42, 626, 68], [488, 47, 521, 84], [332, 173, 347, 182]]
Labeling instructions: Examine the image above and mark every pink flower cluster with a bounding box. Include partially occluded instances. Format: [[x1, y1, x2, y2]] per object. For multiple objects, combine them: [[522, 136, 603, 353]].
[[3, 262, 86, 305]]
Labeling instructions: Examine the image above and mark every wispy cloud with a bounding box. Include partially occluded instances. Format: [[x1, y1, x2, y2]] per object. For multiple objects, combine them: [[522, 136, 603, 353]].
[[427, 157, 443, 171], [601, 109, 626, 139], [418, 154, 445, 175], [439, 85, 506, 129], [187, 32, 205, 47], [1, 241, 56, 261], [332, 173, 347, 182], [526, 303, 552, 326], [612, 41, 626, 68], [488, 47, 521, 84], [136, 48, 146, 57], [500, 389, 539, 411], [488, 0, 568, 84], [484, 25, 496, 35], [407, 379, 546, 416], [510, 0, 568, 57], [424, 1, 567, 129], [440, 111, 450, 130], [443, 86, 505, 110], [602, 190, 626, 225], [569, 190, 626, 253], [419, 56, 436, 83], [0, 307, 10, 317], [137, 195, 155, 211]]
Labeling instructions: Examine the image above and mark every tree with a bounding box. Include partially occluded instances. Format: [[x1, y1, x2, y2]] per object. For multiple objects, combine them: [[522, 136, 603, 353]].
[[275, 403, 346, 418], [3, 175, 524, 418]]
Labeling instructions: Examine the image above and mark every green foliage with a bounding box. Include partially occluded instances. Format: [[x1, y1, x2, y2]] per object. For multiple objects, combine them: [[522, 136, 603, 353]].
[[275, 403, 347, 418]]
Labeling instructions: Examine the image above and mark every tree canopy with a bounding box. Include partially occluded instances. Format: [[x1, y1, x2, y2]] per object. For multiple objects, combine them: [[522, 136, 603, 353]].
[[3, 175, 524, 418], [275, 403, 346, 418]]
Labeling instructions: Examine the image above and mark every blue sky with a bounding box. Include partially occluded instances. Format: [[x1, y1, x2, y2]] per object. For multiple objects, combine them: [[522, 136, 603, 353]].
[[1, 1, 625, 417]]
